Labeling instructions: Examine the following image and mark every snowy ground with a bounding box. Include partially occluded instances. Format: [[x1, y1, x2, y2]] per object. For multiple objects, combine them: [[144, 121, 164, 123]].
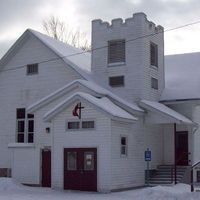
[[0, 178, 200, 200]]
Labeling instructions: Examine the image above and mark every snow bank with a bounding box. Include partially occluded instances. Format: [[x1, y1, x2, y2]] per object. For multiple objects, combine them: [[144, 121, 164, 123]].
[[0, 178, 199, 200], [0, 178, 23, 192]]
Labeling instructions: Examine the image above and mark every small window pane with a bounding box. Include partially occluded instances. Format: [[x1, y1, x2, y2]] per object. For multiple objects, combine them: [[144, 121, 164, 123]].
[[82, 121, 94, 129], [28, 133, 34, 143], [28, 120, 34, 132], [17, 134, 24, 143], [17, 121, 25, 133], [68, 122, 80, 129], [27, 64, 38, 75], [67, 152, 77, 170], [108, 40, 125, 63], [121, 146, 126, 155], [121, 137, 126, 145], [17, 108, 25, 119], [109, 76, 124, 87], [27, 114, 34, 119], [151, 77, 158, 90], [84, 152, 94, 171]]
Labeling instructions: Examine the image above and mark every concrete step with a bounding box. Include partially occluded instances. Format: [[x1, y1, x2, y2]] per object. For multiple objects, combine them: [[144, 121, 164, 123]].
[[147, 165, 188, 186], [153, 175, 183, 178], [157, 166, 187, 170], [156, 172, 184, 176]]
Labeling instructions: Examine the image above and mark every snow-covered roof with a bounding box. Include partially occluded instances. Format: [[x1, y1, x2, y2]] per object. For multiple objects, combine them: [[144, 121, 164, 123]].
[[43, 92, 138, 122], [140, 100, 194, 125], [29, 29, 91, 79], [27, 79, 143, 114], [0, 29, 91, 80], [161, 52, 200, 101]]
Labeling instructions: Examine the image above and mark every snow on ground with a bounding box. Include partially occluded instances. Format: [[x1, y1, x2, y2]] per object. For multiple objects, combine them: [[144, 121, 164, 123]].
[[0, 178, 200, 200]]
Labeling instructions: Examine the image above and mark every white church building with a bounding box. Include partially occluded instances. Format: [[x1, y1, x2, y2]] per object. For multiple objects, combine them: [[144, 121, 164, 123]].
[[0, 12, 199, 192]]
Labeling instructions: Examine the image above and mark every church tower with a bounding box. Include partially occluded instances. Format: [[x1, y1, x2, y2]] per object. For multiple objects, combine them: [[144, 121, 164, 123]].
[[91, 13, 164, 103]]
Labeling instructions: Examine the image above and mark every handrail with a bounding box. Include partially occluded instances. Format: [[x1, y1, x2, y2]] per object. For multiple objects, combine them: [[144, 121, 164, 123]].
[[192, 161, 200, 169], [171, 165, 173, 183], [191, 160, 200, 192]]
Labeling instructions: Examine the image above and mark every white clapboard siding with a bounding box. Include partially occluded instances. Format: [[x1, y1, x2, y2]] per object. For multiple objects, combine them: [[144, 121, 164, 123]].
[[110, 120, 164, 190], [0, 33, 81, 171], [10, 147, 40, 185], [50, 100, 112, 192]]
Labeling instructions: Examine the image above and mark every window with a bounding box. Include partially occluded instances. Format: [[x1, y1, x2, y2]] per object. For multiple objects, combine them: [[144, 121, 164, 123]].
[[109, 76, 124, 87], [27, 63, 38, 75], [67, 120, 95, 130], [150, 42, 158, 67], [82, 121, 95, 129], [27, 114, 34, 143], [16, 108, 25, 142], [68, 122, 80, 129], [84, 152, 94, 171], [151, 77, 158, 90], [16, 108, 34, 143], [67, 152, 77, 170], [121, 136, 127, 156], [108, 40, 125, 64]]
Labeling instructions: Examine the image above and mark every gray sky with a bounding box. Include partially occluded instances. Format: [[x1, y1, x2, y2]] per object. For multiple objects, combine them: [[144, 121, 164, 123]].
[[0, 0, 200, 58]]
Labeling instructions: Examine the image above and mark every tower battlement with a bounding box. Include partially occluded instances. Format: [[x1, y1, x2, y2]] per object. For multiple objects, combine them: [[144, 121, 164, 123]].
[[92, 12, 163, 33]]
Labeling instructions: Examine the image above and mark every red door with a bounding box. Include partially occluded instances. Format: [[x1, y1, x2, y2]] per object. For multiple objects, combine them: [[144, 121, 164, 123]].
[[42, 149, 51, 187], [176, 132, 188, 166], [64, 148, 97, 191]]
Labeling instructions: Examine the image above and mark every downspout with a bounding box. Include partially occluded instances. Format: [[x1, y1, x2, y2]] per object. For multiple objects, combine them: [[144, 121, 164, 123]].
[[191, 123, 199, 192]]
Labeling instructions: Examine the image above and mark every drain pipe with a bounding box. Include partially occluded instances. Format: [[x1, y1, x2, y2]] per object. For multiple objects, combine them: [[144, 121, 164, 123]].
[[191, 123, 199, 192]]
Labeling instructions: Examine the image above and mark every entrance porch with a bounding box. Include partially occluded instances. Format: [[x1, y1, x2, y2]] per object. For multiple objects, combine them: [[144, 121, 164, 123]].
[[139, 100, 196, 185]]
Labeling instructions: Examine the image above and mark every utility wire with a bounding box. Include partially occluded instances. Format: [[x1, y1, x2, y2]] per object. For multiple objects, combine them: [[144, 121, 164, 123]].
[[1, 19, 200, 73]]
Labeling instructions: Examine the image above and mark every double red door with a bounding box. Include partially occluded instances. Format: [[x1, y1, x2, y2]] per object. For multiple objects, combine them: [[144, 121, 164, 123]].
[[64, 148, 97, 191]]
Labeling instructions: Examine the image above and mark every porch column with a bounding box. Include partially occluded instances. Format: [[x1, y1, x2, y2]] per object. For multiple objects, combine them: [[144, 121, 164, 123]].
[[174, 123, 177, 184]]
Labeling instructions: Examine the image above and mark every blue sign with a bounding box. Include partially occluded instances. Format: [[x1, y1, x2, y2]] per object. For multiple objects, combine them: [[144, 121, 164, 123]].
[[145, 149, 151, 161]]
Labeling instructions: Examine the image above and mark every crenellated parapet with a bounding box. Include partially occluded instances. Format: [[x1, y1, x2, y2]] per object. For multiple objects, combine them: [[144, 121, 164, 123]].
[[92, 12, 164, 33]]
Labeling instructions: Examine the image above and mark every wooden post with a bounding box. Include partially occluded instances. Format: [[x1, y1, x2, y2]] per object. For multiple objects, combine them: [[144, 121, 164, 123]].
[[174, 123, 177, 184], [191, 169, 194, 192]]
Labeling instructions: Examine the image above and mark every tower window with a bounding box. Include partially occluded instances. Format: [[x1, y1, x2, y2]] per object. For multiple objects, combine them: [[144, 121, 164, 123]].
[[27, 63, 38, 75], [109, 76, 124, 87], [151, 77, 158, 90], [108, 40, 125, 64], [150, 42, 158, 67]]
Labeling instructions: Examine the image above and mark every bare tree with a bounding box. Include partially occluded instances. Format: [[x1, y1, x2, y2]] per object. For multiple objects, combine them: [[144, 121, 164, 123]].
[[43, 16, 91, 51]]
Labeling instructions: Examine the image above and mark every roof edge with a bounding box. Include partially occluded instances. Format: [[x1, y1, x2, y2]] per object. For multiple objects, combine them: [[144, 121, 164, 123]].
[[43, 92, 137, 122], [140, 100, 194, 125], [27, 79, 143, 115]]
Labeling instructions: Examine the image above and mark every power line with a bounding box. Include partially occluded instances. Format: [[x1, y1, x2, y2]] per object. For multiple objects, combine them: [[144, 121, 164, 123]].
[[1, 19, 200, 73]]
